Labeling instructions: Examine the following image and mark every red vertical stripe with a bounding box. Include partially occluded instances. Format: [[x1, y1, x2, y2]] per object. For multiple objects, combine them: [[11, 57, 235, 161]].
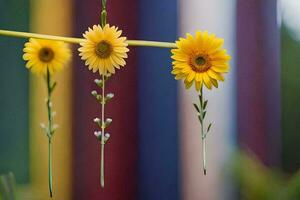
[[73, 0, 138, 199]]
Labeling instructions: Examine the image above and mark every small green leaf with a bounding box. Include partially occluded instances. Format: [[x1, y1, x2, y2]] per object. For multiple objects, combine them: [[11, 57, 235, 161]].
[[96, 95, 103, 102], [199, 94, 203, 107], [207, 123, 212, 132], [50, 82, 57, 93], [198, 115, 202, 123], [203, 111, 206, 119], [193, 103, 200, 113], [203, 100, 208, 110]]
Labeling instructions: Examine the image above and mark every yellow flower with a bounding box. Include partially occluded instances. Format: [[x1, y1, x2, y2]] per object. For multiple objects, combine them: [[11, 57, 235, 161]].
[[78, 24, 129, 75], [23, 38, 71, 75], [171, 31, 231, 90]]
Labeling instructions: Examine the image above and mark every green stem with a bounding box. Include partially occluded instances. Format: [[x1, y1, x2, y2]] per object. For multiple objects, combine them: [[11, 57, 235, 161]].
[[100, 143, 105, 188], [0, 29, 177, 48], [47, 70, 52, 136], [202, 137, 206, 175], [199, 86, 207, 175], [101, 0, 107, 27], [48, 139, 53, 198], [46, 69, 54, 197], [99, 0, 107, 188], [100, 75, 105, 188]]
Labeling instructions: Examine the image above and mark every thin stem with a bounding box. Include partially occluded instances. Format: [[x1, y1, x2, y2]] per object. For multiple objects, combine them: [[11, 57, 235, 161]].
[[100, 75, 105, 188], [46, 69, 53, 197], [202, 138, 206, 175], [0, 29, 177, 48], [102, 0, 107, 9], [199, 86, 207, 175], [101, 0, 107, 27], [99, 0, 107, 188], [101, 141, 105, 188], [47, 70, 52, 135], [48, 139, 53, 198]]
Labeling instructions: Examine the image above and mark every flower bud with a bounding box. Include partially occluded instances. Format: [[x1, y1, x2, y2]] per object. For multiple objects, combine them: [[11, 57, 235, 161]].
[[53, 124, 59, 130], [93, 118, 100, 123], [105, 93, 114, 103], [51, 111, 57, 117], [94, 131, 102, 137], [91, 90, 97, 96], [106, 93, 114, 99], [94, 79, 103, 87], [40, 123, 46, 129], [105, 118, 112, 127]]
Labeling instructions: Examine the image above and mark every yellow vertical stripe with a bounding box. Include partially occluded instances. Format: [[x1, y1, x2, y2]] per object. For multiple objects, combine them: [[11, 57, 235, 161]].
[[26, 0, 73, 199]]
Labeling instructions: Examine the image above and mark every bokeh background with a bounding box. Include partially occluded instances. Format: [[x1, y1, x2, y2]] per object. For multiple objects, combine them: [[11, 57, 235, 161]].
[[0, 0, 300, 199]]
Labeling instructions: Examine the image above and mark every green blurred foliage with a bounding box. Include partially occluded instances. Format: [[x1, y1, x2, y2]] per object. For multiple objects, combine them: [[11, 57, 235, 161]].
[[282, 25, 300, 173], [231, 151, 300, 200], [0, 172, 16, 200]]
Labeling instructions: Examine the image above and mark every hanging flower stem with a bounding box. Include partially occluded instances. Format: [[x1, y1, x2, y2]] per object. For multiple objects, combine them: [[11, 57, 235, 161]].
[[45, 69, 57, 197], [99, 0, 107, 188], [193, 86, 212, 175], [91, 76, 113, 188], [48, 139, 53, 197]]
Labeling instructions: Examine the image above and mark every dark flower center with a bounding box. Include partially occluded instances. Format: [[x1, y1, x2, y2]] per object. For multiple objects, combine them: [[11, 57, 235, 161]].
[[195, 56, 206, 66], [39, 47, 54, 63], [95, 41, 112, 58], [190, 54, 211, 72]]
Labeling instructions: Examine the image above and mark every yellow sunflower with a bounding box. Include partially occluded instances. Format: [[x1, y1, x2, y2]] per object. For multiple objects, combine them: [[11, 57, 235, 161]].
[[23, 38, 71, 75], [78, 24, 129, 75], [171, 31, 231, 90]]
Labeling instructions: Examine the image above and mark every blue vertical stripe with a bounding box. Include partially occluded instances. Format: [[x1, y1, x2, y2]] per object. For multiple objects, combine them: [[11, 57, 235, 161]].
[[138, 1, 179, 200]]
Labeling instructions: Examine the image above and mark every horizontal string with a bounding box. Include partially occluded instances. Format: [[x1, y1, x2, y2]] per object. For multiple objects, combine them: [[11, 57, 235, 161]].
[[0, 29, 177, 49]]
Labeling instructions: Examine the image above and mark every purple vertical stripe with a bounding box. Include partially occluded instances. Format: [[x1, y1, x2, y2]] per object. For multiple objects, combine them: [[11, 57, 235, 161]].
[[237, 0, 281, 166]]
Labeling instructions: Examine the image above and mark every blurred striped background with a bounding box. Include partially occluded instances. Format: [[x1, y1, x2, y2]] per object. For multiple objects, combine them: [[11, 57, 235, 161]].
[[0, 0, 293, 199]]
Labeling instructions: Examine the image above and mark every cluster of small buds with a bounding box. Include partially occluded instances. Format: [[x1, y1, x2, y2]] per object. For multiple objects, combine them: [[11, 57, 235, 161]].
[[44, 98, 53, 107], [93, 130, 110, 144], [93, 117, 112, 127], [93, 117, 112, 142], [94, 75, 111, 86], [40, 108, 58, 137], [91, 90, 114, 104], [92, 78, 114, 144], [40, 122, 59, 136]]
